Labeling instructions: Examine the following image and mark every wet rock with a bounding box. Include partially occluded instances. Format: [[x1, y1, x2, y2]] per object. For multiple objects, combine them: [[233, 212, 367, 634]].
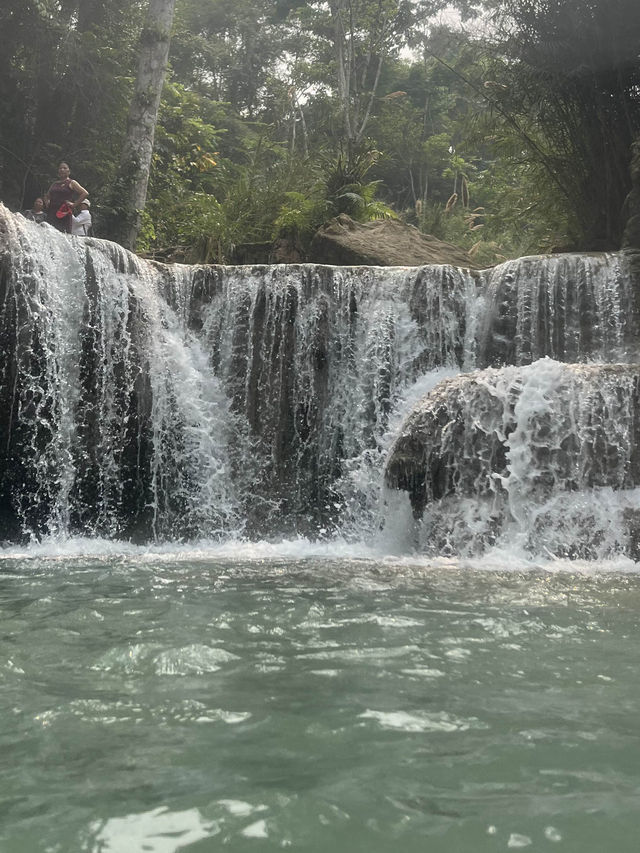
[[308, 214, 479, 268], [384, 362, 640, 557]]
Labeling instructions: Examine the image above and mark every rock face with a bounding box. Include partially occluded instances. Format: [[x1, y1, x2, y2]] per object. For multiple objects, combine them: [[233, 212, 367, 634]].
[[622, 139, 640, 286], [623, 138, 640, 250], [384, 361, 640, 558], [308, 214, 478, 268]]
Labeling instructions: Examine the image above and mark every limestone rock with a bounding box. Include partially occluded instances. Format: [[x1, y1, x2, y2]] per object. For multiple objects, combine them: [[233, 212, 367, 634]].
[[386, 362, 640, 508], [308, 214, 479, 268], [384, 361, 640, 558]]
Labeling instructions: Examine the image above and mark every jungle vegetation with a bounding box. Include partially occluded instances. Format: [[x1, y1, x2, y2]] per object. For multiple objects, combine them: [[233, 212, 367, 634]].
[[0, 0, 638, 262]]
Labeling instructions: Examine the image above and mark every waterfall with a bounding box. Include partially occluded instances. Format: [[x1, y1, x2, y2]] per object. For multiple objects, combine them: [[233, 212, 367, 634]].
[[1, 205, 638, 555], [0, 210, 237, 542], [479, 253, 637, 366]]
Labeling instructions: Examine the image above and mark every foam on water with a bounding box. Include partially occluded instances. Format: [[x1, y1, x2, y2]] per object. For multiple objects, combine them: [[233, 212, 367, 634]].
[[2, 533, 640, 576]]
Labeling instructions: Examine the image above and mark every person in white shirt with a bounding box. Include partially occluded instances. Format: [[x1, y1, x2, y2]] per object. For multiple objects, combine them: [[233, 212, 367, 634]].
[[71, 198, 92, 236]]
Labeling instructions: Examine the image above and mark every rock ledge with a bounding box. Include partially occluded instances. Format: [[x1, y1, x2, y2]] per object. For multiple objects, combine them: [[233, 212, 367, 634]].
[[308, 214, 478, 268]]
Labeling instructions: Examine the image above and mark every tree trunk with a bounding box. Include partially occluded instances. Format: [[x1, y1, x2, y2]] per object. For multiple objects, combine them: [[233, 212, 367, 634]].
[[331, 0, 353, 151], [107, 0, 176, 250]]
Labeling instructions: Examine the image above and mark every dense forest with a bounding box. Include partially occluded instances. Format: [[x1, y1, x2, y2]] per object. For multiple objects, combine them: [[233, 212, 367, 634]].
[[1, 0, 639, 263]]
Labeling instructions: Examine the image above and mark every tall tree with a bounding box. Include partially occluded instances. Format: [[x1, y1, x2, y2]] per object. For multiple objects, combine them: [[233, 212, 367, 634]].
[[106, 0, 177, 249], [0, 0, 144, 209], [170, 0, 284, 115], [478, 0, 640, 248], [313, 0, 418, 156]]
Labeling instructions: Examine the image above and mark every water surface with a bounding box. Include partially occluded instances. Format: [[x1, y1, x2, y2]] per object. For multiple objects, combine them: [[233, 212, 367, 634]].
[[1, 549, 640, 852]]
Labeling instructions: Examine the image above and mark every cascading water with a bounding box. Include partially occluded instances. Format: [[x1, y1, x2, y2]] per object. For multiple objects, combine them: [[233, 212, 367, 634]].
[[479, 252, 638, 366], [169, 261, 482, 537], [0, 209, 237, 542], [384, 360, 640, 559], [1, 204, 638, 557]]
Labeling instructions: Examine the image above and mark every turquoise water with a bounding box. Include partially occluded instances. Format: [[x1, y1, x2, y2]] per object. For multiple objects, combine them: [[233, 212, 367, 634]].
[[2, 549, 640, 852]]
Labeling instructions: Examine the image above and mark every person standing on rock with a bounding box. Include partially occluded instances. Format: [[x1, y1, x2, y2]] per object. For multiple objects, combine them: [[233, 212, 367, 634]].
[[45, 162, 88, 233], [71, 199, 92, 236]]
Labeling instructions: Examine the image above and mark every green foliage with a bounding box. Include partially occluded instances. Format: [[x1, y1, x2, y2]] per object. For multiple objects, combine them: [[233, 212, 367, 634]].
[[274, 191, 328, 237], [272, 153, 397, 246], [0, 0, 143, 208], [135, 208, 157, 253], [1, 0, 638, 257], [146, 124, 322, 260], [323, 150, 396, 221], [475, 0, 640, 247], [143, 192, 226, 257], [151, 82, 221, 193]]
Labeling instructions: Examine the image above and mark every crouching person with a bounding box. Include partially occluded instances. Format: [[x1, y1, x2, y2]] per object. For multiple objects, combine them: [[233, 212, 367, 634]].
[[72, 199, 92, 236]]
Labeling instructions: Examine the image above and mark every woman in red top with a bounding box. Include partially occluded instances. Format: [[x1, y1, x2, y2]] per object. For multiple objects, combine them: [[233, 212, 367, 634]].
[[45, 162, 88, 233]]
